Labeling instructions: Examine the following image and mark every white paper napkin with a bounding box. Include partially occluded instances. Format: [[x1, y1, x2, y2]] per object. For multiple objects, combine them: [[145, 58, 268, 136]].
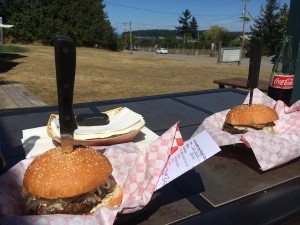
[[22, 126, 158, 158], [51, 107, 145, 139]]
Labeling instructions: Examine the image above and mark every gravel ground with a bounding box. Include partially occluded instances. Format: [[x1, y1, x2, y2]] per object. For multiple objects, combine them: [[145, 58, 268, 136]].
[[130, 50, 275, 71]]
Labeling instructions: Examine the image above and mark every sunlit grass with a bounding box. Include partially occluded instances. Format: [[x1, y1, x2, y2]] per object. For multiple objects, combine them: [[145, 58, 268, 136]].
[[0, 45, 29, 53], [0, 44, 271, 106]]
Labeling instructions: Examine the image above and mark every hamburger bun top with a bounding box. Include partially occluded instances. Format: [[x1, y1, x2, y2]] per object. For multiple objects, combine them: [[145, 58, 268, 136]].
[[225, 104, 279, 125], [23, 147, 112, 199]]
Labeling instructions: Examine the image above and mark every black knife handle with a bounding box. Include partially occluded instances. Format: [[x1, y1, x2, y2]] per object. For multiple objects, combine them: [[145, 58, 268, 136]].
[[76, 113, 110, 126], [247, 37, 264, 89], [54, 35, 77, 131]]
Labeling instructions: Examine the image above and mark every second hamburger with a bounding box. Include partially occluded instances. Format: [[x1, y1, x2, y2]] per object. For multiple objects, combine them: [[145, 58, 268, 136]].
[[222, 104, 279, 134]]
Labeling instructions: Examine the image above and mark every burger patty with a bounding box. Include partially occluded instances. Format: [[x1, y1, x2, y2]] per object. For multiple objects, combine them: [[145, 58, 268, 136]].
[[222, 122, 275, 134], [35, 195, 95, 215], [222, 123, 248, 134], [24, 176, 116, 215]]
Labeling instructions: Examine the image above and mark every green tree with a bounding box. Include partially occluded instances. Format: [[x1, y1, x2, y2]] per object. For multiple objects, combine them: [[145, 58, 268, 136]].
[[250, 0, 281, 55], [202, 26, 230, 45], [0, 1, 7, 20], [278, 3, 289, 41], [4, 0, 41, 43], [37, 0, 71, 44], [3, 0, 118, 50], [176, 9, 192, 43], [190, 16, 198, 40]]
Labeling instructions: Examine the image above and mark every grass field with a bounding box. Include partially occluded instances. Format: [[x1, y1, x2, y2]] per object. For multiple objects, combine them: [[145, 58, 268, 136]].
[[0, 45, 271, 106]]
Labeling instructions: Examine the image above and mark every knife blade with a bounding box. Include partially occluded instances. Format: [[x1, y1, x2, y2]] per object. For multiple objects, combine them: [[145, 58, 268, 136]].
[[247, 37, 263, 105], [54, 35, 77, 153]]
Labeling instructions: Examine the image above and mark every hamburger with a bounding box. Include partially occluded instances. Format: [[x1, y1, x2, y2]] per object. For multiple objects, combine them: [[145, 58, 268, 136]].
[[222, 104, 279, 134], [22, 147, 122, 215]]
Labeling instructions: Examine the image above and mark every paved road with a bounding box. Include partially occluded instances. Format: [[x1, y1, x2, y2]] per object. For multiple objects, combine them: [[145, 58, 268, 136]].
[[129, 50, 274, 71]]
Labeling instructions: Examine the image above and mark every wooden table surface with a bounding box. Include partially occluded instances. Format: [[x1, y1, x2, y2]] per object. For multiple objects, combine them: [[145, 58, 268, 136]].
[[0, 84, 47, 110], [0, 88, 299, 225], [213, 77, 269, 92]]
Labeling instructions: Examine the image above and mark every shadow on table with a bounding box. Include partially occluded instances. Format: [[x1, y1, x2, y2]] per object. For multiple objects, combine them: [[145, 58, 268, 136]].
[[220, 144, 300, 174], [0, 53, 27, 73], [115, 169, 208, 225]]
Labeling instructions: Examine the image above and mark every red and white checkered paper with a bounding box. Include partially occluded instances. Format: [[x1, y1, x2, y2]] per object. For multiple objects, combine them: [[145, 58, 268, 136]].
[[0, 123, 181, 225], [193, 88, 300, 171], [170, 125, 184, 154]]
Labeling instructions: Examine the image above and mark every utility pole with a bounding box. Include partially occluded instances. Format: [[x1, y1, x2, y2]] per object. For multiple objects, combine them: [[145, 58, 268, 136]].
[[124, 28, 127, 50], [241, 0, 249, 53], [123, 22, 127, 50], [0, 17, 3, 48], [240, 0, 249, 66], [129, 21, 132, 54]]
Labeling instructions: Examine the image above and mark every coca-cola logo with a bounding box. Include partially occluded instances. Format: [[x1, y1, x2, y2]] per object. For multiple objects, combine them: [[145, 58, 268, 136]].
[[271, 75, 294, 89], [273, 78, 293, 86]]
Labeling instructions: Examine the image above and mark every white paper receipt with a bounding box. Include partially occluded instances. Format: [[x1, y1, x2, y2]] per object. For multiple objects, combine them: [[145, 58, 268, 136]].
[[155, 130, 221, 190]]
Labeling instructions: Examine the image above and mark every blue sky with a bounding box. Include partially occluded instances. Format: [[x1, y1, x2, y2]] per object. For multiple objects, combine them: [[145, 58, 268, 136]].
[[104, 0, 290, 34]]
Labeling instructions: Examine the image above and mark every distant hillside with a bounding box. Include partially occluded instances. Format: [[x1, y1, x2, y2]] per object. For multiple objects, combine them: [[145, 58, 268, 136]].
[[131, 29, 242, 39], [131, 29, 192, 38]]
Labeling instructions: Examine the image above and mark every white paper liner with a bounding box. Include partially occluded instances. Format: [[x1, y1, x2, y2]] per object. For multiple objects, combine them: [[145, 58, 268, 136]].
[[193, 88, 300, 171], [0, 124, 179, 225]]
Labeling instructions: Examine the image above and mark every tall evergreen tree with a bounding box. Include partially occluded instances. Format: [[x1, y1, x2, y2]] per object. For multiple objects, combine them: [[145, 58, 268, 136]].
[[2, 0, 118, 50], [0, 1, 7, 20], [4, 0, 41, 43], [176, 9, 192, 43], [278, 3, 289, 41], [190, 16, 198, 40], [250, 0, 281, 55]]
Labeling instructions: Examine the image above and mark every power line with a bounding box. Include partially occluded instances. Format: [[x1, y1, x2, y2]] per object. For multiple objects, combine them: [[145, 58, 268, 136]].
[[104, 1, 241, 17], [113, 19, 243, 32], [115, 16, 243, 27], [104, 1, 179, 16]]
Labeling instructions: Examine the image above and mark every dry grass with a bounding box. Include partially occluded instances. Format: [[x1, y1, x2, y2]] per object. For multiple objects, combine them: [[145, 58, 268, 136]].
[[0, 45, 271, 106]]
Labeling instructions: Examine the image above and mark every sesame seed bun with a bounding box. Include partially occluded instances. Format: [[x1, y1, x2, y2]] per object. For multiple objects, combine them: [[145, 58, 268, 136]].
[[225, 104, 279, 126], [23, 147, 123, 215], [23, 147, 113, 199]]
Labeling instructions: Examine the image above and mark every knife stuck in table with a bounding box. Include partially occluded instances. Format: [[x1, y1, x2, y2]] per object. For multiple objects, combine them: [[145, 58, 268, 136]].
[[54, 35, 77, 153], [247, 37, 263, 105]]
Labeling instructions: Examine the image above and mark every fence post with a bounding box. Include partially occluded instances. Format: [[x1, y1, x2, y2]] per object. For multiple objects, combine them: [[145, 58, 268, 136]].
[[217, 41, 222, 64]]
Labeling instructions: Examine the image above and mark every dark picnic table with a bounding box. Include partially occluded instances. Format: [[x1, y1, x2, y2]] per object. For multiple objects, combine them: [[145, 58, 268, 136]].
[[0, 88, 299, 225], [213, 77, 269, 92]]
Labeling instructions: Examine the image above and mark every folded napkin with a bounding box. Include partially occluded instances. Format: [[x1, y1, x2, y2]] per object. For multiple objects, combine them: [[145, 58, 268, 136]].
[[194, 88, 300, 171]]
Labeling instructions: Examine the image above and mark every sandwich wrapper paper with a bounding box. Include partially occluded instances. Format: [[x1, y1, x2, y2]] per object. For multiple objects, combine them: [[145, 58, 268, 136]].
[[194, 88, 300, 171], [22, 126, 158, 158], [0, 123, 184, 225], [50, 107, 145, 140]]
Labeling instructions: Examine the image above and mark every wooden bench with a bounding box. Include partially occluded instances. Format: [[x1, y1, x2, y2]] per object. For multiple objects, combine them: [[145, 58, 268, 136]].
[[213, 77, 269, 92], [0, 84, 47, 110]]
